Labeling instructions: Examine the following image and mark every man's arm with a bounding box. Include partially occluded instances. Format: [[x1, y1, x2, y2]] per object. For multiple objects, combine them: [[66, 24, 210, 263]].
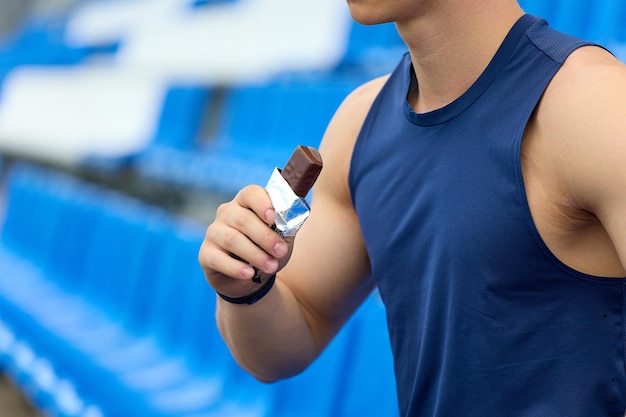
[[544, 47, 626, 272], [198, 76, 389, 382]]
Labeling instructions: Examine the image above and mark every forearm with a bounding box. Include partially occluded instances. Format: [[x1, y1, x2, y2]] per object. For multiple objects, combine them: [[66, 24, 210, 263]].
[[216, 277, 319, 382]]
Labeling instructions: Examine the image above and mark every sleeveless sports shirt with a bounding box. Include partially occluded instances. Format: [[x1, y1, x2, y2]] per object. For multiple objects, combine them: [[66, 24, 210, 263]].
[[349, 14, 626, 416]]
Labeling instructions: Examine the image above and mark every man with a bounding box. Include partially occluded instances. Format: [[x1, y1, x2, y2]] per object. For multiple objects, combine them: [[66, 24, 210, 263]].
[[199, 0, 626, 415]]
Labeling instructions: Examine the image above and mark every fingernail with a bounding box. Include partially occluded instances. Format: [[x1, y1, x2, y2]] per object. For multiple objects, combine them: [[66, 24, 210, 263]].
[[265, 259, 278, 273], [273, 242, 287, 258], [242, 266, 255, 280], [264, 209, 275, 224]]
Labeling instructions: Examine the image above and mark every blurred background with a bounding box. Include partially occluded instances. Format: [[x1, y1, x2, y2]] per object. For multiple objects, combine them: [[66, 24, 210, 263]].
[[0, 0, 624, 416]]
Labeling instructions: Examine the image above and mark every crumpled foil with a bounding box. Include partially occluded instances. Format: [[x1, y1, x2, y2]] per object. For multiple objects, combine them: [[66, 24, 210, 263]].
[[265, 168, 311, 237], [250, 168, 312, 283]]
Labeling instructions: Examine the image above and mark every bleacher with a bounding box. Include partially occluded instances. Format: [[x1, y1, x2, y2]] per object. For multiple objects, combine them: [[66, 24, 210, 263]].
[[0, 163, 396, 417], [0, 0, 623, 416]]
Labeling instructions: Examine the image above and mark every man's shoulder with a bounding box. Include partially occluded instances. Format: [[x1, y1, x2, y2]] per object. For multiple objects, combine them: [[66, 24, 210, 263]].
[[539, 45, 626, 127], [534, 44, 626, 207], [309, 73, 391, 210], [553, 45, 626, 100], [342, 75, 391, 114], [320, 74, 390, 153]]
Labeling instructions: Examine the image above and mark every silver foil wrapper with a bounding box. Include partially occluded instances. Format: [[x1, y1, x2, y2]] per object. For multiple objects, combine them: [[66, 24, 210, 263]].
[[265, 168, 311, 237]]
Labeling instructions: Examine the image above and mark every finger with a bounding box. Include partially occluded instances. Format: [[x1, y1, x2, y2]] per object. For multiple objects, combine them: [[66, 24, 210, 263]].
[[199, 242, 267, 299], [219, 201, 288, 260], [235, 185, 277, 225], [199, 240, 255, 281], [206, 220, 280, 275]]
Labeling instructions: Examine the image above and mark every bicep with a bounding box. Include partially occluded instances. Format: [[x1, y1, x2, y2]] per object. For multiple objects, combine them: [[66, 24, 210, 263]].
[[584, 127, 626, 270], [557, 55, 626, 270], [280, 189, 374, 347], [276, 78, 387, 351], [597, 196, 626, 272]]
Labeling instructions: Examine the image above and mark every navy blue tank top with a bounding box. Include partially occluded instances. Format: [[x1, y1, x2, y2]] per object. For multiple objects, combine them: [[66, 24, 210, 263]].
[[349, 14, 626, 416]]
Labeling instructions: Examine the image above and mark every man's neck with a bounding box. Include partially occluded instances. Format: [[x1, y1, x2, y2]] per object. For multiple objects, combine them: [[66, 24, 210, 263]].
[[397, 1, 524, 113]]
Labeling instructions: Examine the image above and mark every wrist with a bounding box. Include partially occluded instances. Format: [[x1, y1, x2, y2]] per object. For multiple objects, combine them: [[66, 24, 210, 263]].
[[217, 274, 276, 305]]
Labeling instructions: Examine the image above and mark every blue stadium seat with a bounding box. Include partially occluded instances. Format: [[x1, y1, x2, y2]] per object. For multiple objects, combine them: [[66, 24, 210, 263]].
[[131, 228, 271, 417], [0, 164, 341, 415], [151, 86, 212, 152], [81, 84, 213, 173], [135, 76, 358, 195], [264, 314, 359, 417], [0, 166, 188, 414], [334, 294, 399, 417], [0, 13, 119, 70], [0, 162, 398, 416]]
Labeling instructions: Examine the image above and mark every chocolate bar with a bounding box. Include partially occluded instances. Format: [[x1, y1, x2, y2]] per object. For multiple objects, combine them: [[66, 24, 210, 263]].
[[248, 146, 322, 283], [280, 145, 323, 198]]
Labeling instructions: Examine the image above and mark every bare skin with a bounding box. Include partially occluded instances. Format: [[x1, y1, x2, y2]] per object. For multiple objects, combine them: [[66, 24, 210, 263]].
[[198, 0, 626, 382]]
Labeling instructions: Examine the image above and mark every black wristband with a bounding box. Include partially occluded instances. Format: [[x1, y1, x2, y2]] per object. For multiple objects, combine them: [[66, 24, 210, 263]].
[[217, 274, 276, 305]]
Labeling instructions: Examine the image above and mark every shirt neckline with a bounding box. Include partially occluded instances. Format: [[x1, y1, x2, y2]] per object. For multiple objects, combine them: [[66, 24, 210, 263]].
[[403, 14, 538, 127]]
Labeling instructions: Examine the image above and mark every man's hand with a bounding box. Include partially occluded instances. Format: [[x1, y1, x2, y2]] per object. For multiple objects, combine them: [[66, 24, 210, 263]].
[[198, 185, 291, 299]]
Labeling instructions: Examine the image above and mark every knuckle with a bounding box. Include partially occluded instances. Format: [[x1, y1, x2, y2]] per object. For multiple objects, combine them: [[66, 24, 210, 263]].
[[221, 228, 238, 250], [261, 227, 279, 246], [204, 223, 224, 247], [197, 242, 211, 266], [215, 202, 231, 218], [233, 211, 249, 230], [204, 222, 218, 239], [198, 241, 217, 266], [235, 186, 253, 203], [237, 185, 270, 209], [239, 184, 262, 197]]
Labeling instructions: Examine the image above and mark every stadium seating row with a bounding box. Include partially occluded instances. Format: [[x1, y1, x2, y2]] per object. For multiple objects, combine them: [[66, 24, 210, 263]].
[[0, 6, 118, 88], [0, 0, 406, 171], [135, 75, 364, 195], [0, 163, 398, 417]]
